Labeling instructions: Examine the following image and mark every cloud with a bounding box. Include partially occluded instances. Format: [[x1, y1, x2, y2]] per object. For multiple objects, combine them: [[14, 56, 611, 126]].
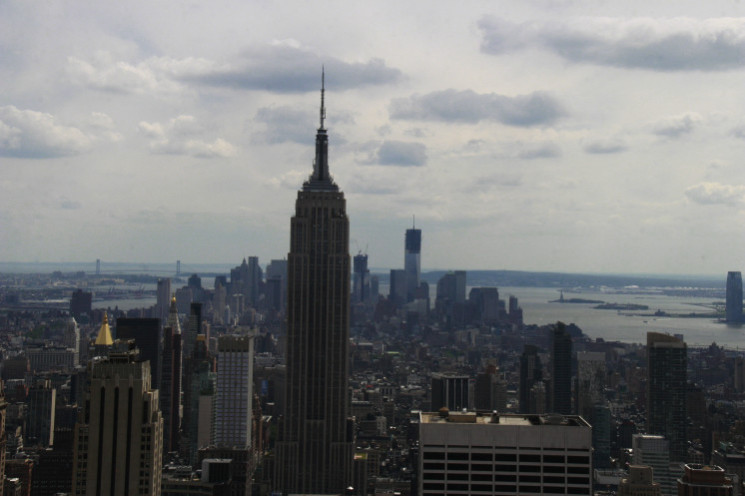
[[685, 182, 745, 206], [0, 106, 94, 158], [138, 115, 236, 158], [479, 16, 745, 71], [390, 89, 564, 127], [180, 41, 402, 93], [653, 113, 701, 138], [375, 141, 427, 166], [254, 106, 315, 144], [583, 138, 629, 154], [517, 141, 562, 159], [732, 124, 745, 140]]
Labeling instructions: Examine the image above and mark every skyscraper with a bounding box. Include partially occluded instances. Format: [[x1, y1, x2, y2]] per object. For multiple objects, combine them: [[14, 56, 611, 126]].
[[274, 74, 354, 493], [519, 344, 543, 414], [115, 317, 161, 388], [551, 322, 573, 415], [214, 333, 254, 448], [726, 271, 743, 324], [72, 346, 163, 495], [161, 296, 182, 453], [404, 224, 421, 303], [647, 332, 687, 462]]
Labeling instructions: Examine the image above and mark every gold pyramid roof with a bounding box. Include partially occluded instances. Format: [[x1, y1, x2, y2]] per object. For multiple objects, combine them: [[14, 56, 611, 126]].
[[95, 313, 114, 346]]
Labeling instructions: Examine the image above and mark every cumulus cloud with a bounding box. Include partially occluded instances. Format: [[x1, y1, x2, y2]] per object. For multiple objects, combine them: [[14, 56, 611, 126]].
[[138, 115, 236, 158], [583, 138, 629, 154], [376, 141, 427, 166], [180, 41, 402, 93], [0, 106, 96, 158], [685, 182, 745, 206], [479, 16, 745, 71], [653, 113, 701, 138], [390, 89, 564, 127]]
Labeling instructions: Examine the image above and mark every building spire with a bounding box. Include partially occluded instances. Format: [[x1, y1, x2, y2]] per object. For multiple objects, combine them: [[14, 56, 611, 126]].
[[303, 68, 338, 192], [320, 66, 326, 130]]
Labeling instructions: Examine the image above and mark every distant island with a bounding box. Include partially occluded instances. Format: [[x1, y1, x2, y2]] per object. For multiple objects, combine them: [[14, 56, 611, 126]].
[[551, 297, 605, 304], [594, 303, 650, 311]]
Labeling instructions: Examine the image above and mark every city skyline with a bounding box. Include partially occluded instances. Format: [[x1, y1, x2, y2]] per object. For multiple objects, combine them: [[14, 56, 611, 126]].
[[3, 1, 745, 274]]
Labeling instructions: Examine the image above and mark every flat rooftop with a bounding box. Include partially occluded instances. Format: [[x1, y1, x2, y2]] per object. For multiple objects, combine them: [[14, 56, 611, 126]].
[[420, 411, 591, 428]]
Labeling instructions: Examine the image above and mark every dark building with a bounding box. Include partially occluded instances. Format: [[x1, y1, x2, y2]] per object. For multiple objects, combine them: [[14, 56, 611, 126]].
[[353, 253, 370, 303], [69, 289, 92, 319], [431, 373, 469, 411], [114, 317, 161, 388], [678, 464, 733, 496], [161, 297, 183, 454], [551, 322, 572, 415], [474, 365, 506, 412], [0, 383, 6, 495], [274, 76, 354, 494], [726, 271, 743, 324], [26, 379, 56, 447], [647, 332, 687, 462], [404, 226, 421, 303], [30, 429, 74, 496], [519, 345, 543, 413]]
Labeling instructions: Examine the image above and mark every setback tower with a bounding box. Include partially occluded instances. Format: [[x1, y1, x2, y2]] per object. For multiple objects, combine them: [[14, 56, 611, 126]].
[[274, 73, 353, 493]]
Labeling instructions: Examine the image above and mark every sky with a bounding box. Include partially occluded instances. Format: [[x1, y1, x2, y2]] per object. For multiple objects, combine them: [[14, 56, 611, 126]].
[[2, 1, 745, 275]]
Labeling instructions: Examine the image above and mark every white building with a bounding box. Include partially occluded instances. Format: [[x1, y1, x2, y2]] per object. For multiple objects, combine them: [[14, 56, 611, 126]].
[[214, 332, 254, 448], [418, 411, 592, 496]]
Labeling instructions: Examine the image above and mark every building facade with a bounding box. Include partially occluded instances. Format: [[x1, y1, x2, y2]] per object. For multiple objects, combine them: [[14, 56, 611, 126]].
[[404, 226, 422, 303], [418, 411, 592, 496], [726, 271, 743, 324], [647, 332, 687, 462], [72, 347, 163, 496], [214, 333, 254, 448], [274, 76, 354, 494]]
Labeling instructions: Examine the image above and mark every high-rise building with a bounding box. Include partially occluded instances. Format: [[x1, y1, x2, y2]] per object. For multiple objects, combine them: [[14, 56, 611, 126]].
[[156, 278, 172, 323], [551, 322, 573, 415], [274, 75, 354, 494], [389, 269, 406, 306], [474, 364, 507, 412], [418, 411, 592, 496], [404, 225, 421, 303], [26, 378, 56, 447], [72, 346, 163, 496], [519, 345, 543, 413], [214, 333, 254, 448], [431, 373, 470, 411], [69, 289, 92, 319], [0, 382, 7, 496], [576, 351, 606, 419], [182, 335, 215, 466], [677, 464, 733, 496], [647, 332, 687, 462], [161, 296, 183, 454], [726, 271, 743, 324], [633, 434, 681, 496], [353, 253, 370, 303], [115, 317, 161, 388]]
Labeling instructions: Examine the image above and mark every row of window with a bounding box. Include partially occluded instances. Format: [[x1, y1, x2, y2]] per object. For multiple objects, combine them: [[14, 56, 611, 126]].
[[421, 473, 590, 485], [423, 451, 590, 464], [423, 462, 590, 473], [422, 482, 589, 494]]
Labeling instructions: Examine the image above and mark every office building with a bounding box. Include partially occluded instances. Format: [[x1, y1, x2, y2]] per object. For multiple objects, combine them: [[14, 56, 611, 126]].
[[115, 317, 161, 388], [726, 271, 743, 324], [619, 465, 662, 496], [0, 382, 6, 496], [474, 364, 507, 412], [72, 346, 163, 496], [647, 332, 687, 462], [633, 434, 681, 496], [389, 269, 406, 306], [551, 322, 573, 415], [161, 297, 182, 453], [274, 76, 354, 494], [519, 345, 543, 414], [431, 373, 470, 411], [677, 464, 733, 496], [214, 333, 254, 448], [418, 411, 592, 496], [156, 278, 172, 324], [26, 378, 56, 447], [576, 351, 606, 419], [69, 289, 92, 319], [405, 225, 421, 302], [183, 335, 215, 465]]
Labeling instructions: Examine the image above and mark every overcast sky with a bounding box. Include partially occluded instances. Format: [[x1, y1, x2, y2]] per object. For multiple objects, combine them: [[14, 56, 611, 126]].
[[2, 1, 745, 275]]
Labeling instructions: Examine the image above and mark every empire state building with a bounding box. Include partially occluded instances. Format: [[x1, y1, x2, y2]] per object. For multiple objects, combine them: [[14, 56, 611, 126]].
[[274, 74, 353, 493]]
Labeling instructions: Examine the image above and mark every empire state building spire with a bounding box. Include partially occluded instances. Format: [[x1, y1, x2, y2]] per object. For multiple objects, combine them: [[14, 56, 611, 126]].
[[304, 69, 338, 191]]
